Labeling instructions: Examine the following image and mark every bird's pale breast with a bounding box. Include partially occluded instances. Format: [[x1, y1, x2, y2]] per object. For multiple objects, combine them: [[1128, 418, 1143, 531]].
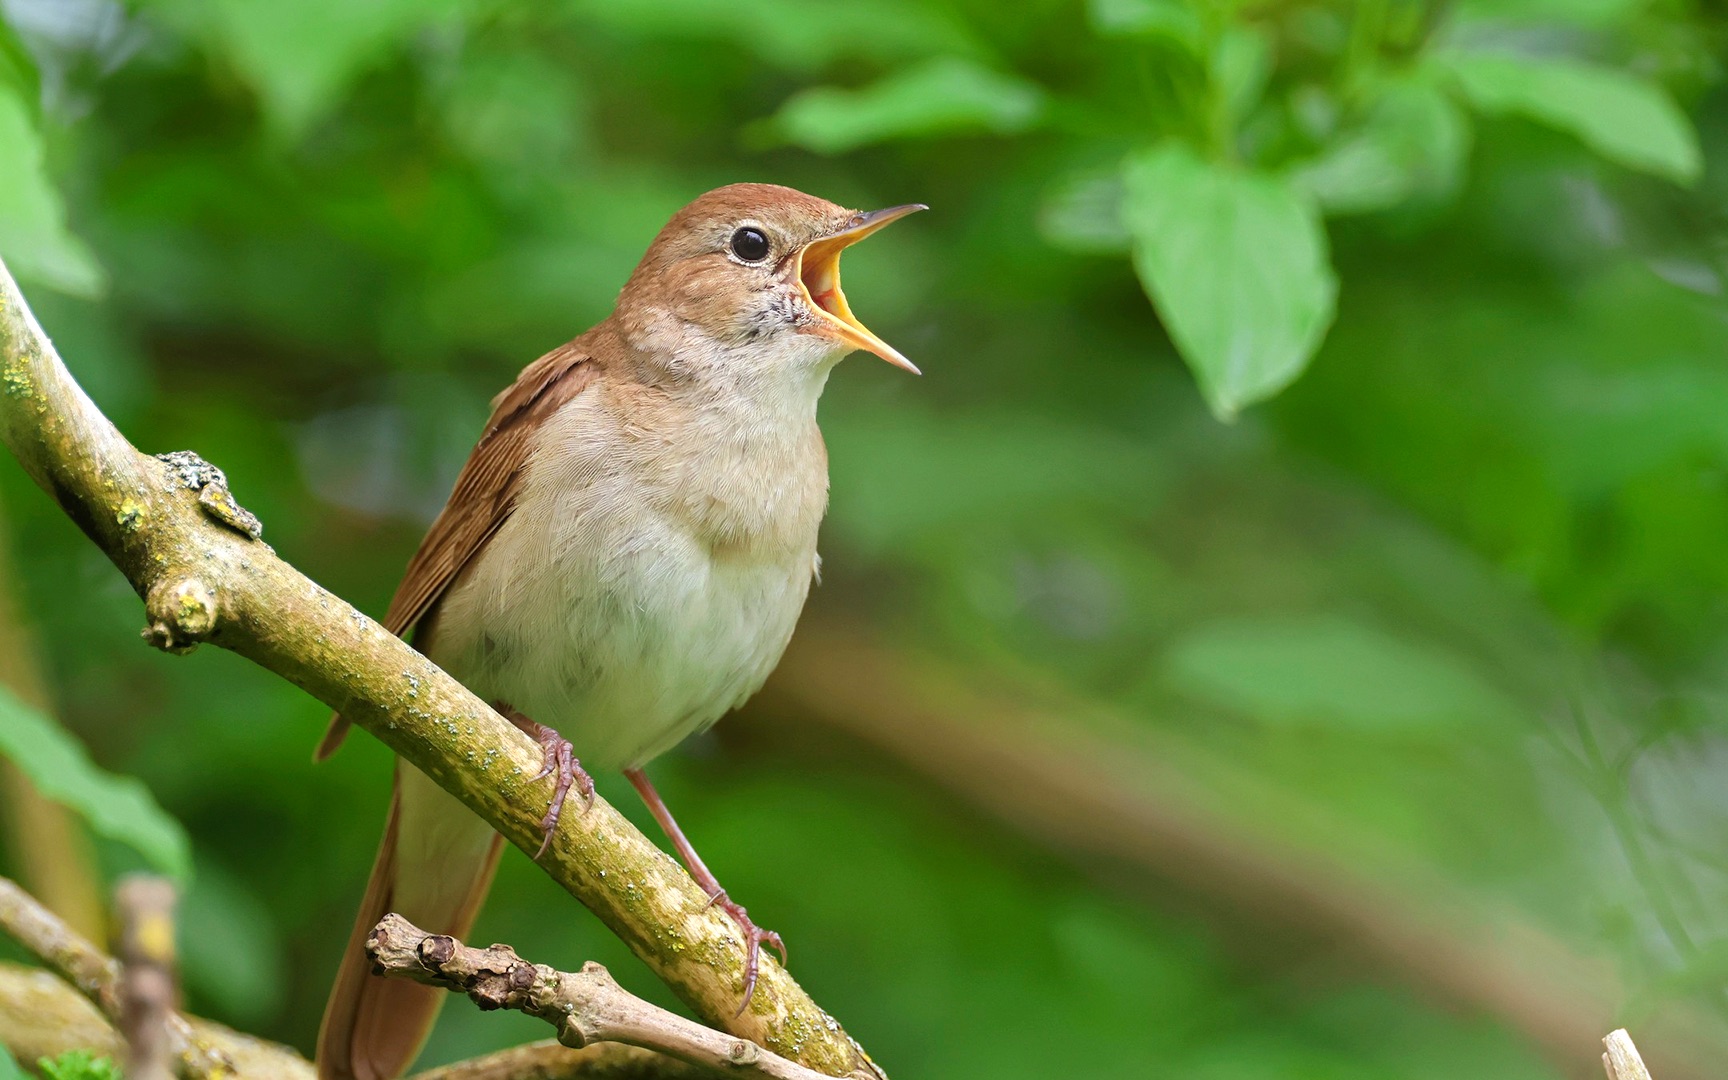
[[424, 370, 829, 771]]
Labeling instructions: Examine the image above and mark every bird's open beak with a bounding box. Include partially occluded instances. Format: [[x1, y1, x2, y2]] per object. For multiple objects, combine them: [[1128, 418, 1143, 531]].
[[796, 203, 927, 374]]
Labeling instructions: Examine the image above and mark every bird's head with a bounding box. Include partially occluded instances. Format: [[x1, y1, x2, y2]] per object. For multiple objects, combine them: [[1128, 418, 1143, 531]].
[[616, 183, 925, 377]]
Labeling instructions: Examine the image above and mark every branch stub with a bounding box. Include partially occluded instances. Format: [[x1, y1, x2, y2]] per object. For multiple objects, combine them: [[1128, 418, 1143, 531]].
[[141, 578, 218, 654]]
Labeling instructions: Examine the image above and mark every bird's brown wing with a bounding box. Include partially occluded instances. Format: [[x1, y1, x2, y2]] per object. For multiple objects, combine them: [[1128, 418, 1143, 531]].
[[382, 340, 595, 636], [315, 340, 596, 760]]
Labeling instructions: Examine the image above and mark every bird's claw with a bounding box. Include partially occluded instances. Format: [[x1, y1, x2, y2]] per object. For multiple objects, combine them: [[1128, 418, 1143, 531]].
[[505, 712, 594, 860], [709, 892, 786, 1014]]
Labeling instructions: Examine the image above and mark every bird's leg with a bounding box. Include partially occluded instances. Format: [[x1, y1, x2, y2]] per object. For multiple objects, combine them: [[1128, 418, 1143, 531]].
[[625, 766, 786, 1012], [498, 705, 595, 859]]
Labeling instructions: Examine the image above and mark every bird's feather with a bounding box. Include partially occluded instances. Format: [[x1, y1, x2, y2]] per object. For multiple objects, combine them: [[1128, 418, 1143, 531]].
[[315, 763, 502, 1080], [315, 341, 596, 761]]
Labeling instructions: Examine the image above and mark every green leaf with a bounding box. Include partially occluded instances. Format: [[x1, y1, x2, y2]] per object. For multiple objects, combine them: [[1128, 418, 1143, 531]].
[[0, 1044, 19, 1080], [1439, 53, 1701, 184], [0, 86, 103, 296], [1122, 143, 1337, 417], [0, 684, 191, 882], [1164, 614, 1518, 733], [1212, 26, 1272, 126], [35, 1052, 121, 1080], [1292, 76, 1472, 214], [766, 58, 1044, 155]]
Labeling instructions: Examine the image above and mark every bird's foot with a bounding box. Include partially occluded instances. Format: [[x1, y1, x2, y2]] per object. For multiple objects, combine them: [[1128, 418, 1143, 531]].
[[706, 890, 786, 1014], [501, 709, 595, 859], [622, 766, 785, 1013]]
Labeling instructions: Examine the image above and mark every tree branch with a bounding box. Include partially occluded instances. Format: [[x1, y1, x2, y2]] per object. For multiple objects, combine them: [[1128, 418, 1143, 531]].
[[410, 1042, 711, 1080], [0, 877, 725, 1080], [0, 258, 879, 1078], [0, 961, 311, 1078], [0, 876, 226, 1077], [368, 915, 833, 1080], [0, 956, 699, 1080], [1604, 1030, 1654, 1080], [114, 876, 177, 1080]]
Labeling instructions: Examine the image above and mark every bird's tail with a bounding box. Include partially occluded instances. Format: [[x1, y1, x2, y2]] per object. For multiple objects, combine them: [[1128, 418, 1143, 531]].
[[316, 763, 502, 1080]]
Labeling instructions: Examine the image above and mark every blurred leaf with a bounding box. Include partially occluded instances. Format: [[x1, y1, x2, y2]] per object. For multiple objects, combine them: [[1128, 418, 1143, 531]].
[[0, 1045, 17, 1080], [766, 58, 1044, 154], [1212, 25, 1272, 126], [1039, 170, 1130, 254], [1438, 53, 1701, 184], [0, 13, 40, 110], [34, 1053, 120, 1080], [1087, 0, 1202, 52], [1122, 142, 1337, 417], [566, 0, 979, 71], [1165, 614, 1519, 733], [1292, 76, 1472, 214], [0, 85, 101, 296], [198, 0, 462, 136], [0, 684, 191, 882]]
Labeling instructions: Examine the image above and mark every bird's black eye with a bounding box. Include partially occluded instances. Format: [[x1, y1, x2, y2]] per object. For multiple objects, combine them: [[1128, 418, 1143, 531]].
[[730, 226, 771, 263]]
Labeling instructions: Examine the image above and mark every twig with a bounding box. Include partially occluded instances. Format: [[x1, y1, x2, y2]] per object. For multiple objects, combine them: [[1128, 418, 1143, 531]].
[[115, 875, 178, 1080], [0, 874, 114, 1012], [0, 876, 227, 1078], [411, 1041, 712, 1080], [0, 961, 310, 1077], [368, 914, 834, 1080], [1604, 1029, 1654, 1080], [0, 256, 878, 1077]]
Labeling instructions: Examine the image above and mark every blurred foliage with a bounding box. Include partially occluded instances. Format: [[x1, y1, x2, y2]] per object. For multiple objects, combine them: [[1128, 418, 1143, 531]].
[[29, 1054, 117, 1080], [0, 0, 1727, 1076], [0, 684, 188, 882]]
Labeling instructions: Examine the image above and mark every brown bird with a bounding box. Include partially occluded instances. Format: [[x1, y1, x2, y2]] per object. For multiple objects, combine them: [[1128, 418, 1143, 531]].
[[314, 184, 924, 1080]]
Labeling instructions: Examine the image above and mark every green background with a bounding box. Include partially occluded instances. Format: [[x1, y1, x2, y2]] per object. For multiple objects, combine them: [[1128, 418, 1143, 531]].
[[3, 0, 1728, 1076]]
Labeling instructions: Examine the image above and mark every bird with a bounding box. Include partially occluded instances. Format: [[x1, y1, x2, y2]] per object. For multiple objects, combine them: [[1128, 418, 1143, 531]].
[[313, 183, 925, 1080]]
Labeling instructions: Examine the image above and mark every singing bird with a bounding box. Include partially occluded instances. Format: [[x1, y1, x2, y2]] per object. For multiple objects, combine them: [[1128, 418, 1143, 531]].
[[314, 184, 924, 1079]]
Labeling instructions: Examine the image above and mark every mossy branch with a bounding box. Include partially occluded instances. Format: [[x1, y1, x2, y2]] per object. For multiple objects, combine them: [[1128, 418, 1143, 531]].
[[0, 257, 881, 1080]]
